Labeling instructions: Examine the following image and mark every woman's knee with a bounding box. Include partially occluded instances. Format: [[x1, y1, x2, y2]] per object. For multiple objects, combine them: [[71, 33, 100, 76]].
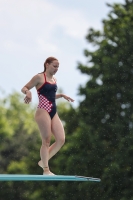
[[58, 136, 65, 146], [42, 137, 51, 147]]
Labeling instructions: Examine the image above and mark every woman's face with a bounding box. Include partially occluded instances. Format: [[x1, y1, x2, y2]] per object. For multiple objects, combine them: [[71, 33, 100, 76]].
[[46, 60, 59, 75]]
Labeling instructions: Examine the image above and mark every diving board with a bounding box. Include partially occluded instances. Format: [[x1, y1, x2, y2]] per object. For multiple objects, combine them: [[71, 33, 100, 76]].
[[0, 174, 101, 182]]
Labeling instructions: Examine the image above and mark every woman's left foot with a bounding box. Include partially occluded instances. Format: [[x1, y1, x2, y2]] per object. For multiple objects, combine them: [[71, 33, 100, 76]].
[[38, 161, 55, 175], [38, 160, 43, 168], [43, 171, 55, 176]]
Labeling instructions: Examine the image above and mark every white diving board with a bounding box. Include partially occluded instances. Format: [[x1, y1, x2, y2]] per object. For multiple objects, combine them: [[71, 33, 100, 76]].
[[0, 174, 101, 182]]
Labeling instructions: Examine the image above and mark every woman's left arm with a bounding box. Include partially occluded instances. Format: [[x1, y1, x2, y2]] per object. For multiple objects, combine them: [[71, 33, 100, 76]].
[[56, 94, 74, 102]]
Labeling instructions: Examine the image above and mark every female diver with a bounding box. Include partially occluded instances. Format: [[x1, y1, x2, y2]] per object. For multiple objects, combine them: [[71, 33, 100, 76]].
[[21, 57, 74, 175]]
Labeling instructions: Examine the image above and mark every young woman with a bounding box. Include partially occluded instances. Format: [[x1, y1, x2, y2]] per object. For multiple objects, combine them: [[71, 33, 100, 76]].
[[21, 57, 74, 175]]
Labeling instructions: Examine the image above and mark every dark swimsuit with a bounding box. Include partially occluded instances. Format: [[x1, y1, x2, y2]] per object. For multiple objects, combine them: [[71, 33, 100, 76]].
[[37, 73, 57, 119]]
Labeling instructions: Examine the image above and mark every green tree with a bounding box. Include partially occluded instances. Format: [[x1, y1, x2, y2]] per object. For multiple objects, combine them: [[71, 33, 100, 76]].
[[55, 0, 133, 199]]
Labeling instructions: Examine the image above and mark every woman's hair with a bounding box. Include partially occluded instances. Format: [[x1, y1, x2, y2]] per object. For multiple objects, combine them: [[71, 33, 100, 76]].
[[43, 57, 58, 72]]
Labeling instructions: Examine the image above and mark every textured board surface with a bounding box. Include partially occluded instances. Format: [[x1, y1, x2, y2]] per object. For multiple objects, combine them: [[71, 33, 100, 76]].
[[0, 174, 101, 182]]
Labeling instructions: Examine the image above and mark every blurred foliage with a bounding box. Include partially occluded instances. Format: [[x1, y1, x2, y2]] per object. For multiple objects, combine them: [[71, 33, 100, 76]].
[[1, 0, 133, 199], [56, 0, 133, 199]]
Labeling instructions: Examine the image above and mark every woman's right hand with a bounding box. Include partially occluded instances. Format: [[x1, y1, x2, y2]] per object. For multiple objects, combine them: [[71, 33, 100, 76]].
[[24, 91, 32, 104]]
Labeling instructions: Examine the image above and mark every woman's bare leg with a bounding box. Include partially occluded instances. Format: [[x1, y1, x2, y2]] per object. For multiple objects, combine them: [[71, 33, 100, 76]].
[[49, 113, 65, 158], [35, 108, 54, 175], [38, 113, 65, 168]]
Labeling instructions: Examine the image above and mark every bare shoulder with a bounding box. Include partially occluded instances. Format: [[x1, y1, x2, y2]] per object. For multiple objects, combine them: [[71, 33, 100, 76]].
[[32, 73, 43, 82], [35, 73, 45, 89], [24, 73, 43, 90], [34, 73, 42, 79], [30, 73, 43, 84]]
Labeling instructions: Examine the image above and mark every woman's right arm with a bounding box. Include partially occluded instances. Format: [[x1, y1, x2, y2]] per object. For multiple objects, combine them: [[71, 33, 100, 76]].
[[21, 74, 40, 104]]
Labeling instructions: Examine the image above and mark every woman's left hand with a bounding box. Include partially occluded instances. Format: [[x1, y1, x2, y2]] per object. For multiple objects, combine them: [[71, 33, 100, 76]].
[[63, 95, 74, 102]]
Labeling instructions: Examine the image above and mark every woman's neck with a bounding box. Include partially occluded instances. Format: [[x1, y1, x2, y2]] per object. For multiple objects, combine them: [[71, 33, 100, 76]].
[[45, 72, 53, 79]]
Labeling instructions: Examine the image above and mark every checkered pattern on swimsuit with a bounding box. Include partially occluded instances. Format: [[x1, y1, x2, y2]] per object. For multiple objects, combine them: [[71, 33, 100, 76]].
[[37, 94, 52, 113]]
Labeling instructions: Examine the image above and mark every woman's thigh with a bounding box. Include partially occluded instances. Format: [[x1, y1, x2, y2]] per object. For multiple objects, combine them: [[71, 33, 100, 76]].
[[35, 108, 51, 140], [51, 113, 65, 141]]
